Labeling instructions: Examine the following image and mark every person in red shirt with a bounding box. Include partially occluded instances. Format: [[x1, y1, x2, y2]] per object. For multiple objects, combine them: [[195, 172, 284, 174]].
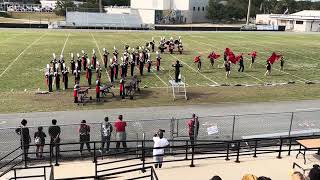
[[187, 114, 199, 145], [114, 115, 127, 151]]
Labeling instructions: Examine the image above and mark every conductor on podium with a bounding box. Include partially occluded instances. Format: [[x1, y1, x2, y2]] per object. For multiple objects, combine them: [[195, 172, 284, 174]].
[[172, 60, 183, 83]]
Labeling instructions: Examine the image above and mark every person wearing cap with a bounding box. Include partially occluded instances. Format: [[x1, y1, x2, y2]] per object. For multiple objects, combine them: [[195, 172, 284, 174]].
[[109, 59, 115, 83], [153, 129, 169, 168], [59, 55, 65, 72], [139, 52, 145, 76], [78, 120, 91, 155], [129, 53, 135, 76], [70, 53, 75, 73], [86, 63, 93, 86], [62, 64, 69, 90]]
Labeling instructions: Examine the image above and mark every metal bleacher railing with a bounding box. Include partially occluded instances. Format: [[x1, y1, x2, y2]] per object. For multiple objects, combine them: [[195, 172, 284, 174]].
[[0, 109, 319, 179]]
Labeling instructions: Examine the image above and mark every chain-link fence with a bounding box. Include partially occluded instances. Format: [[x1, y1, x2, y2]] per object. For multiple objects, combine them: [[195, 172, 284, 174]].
[[0, 110, 320, 163]]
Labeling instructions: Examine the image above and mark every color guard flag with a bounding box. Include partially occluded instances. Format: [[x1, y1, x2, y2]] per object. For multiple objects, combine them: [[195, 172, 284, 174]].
[[248, 51, 257, 58], [268, 52, 282, 64], [194, 56, 201, 63], [208, 52, 221, 60]]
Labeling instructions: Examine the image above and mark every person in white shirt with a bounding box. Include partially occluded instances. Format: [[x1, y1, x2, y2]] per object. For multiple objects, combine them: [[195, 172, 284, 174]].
[[153, 129, 169, 168]]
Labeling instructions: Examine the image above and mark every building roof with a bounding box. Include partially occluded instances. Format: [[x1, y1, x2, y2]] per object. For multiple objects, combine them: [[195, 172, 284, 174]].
[[291, 10, 320, 17]]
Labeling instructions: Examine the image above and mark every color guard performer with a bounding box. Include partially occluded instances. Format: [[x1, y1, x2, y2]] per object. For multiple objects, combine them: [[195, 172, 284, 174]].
[[224, 60, 231, 78], [172, 60, 183, 83], [238, 54, 244, 72], [156, 51, 161, 71], [249, 51, 257, 68], [280, 56, 284, 71], [265, 61, 272, 76], [194, 56, 201, 71], [103, 48, 109, 69]]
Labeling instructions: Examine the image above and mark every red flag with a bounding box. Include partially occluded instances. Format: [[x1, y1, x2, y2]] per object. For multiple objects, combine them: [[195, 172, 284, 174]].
[[228, 52, 237, 64], [268, 52, 282, 64], [194, 56, 201, 63], [248, 51, 257, 58], [208, 52, 221, 60], [225, 48, 232, 56]]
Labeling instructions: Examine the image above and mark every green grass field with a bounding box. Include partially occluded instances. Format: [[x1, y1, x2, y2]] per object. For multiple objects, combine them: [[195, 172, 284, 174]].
[[0, 29, 320, 113]]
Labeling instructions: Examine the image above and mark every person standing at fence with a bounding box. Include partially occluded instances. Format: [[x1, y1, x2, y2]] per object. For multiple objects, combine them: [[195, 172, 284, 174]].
[[114, 115, 127, 151], [187, 114, 199, 146], [153, 129, 169, 169], [15, 119, 31, 160], [49, 119, 61, 157], [34, 126, 46, 159], [79, 120, 91, 156], [100, 117, 113, 153]]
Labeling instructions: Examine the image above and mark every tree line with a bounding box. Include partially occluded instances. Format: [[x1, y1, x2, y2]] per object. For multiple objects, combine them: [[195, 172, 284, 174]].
[[207, 0, 320, 23]]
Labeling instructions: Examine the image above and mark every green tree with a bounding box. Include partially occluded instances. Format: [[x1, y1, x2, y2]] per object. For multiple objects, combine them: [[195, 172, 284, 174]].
[[207, 0, 227, 22], [55, 0, 75, 16]]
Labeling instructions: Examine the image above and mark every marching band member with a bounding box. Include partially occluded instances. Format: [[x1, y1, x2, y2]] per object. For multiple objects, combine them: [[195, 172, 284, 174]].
[[109, 58, 115, 83], [54, 68, 60, 91], [103, 48, 109, 69], [81, 50, 87, 71], [92, 49, 97, 69], [238, 54, 244, 72], [77, 53, 82, 72], [225, 60, 231, 78], [129, 53, 135, 76], [59, 55, 64, 72], [151, 37, 155, 52], [96, 79, 100, 102], [74, 82, 80, 103], [156, 51, 161, 71], [134, 48, 139, 65], [139, 52, 145, 76], [172, 60, 183, 83], [62, 63, 69, 90], [120, 57, 126, 78], [96, 62, 102, 81], [169, 41, 174, 54], [113, 46, 118, 60], [119, 78, 125, 99], [45, 65, 53, 92], [86, 62, 93, 86], [147, 52, 152, 73], [70, 53, 75, 73], [113, 55, 119, 79], [178, 42, 183, 54], [74, 68, 80, 84], [51, 53, 57, 72]]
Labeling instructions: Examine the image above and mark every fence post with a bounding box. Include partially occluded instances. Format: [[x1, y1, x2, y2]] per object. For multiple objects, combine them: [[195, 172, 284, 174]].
[[49, 144, 52, 165], [288, 112, 294, 137], [277, 138, 283, 159], [189, 142, 195, 167], [185, 140, 188, 160], [231, 115, 236, 141], [253, 140, 258, 158], [55, 144, 59, 166], [141, 140, 146, 173], [14, 169, 17, 180], [225, 142, 230, 161], [170, 117, 174, 154], [235, 141, 240, 163], [93, 142, 97, 163], [288, 137, 292, 156]]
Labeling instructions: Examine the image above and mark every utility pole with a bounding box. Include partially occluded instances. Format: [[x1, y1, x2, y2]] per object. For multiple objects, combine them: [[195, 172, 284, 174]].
[[246, 0, 251, 25]]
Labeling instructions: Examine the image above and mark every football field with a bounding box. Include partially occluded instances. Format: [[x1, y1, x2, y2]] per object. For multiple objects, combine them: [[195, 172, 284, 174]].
[[0, 29, 320, 112]]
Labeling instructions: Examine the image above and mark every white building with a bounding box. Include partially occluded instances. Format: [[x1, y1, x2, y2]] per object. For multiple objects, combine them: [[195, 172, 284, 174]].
[[256, 10, 320, 32]]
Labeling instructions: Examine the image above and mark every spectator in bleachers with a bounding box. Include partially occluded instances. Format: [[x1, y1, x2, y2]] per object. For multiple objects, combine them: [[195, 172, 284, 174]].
[[153, 129, 169, 169], [210, 175, 222, 180], [187, 114, 199, 145], [15, 119, 31, 160], [79, 120, 91, 156], [257, 177, 271, 180], [34, 126, 46, 159], [291, 171, 308, 180], [49, 119, 61, 157], [242, 174, 258, 180], [114, 115, 127, 151], [308, 164, 320, 180], [100, 117, 113, 153]]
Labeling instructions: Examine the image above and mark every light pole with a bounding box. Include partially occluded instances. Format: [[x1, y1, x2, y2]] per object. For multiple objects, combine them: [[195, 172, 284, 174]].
[[246, 0, 251, 25]]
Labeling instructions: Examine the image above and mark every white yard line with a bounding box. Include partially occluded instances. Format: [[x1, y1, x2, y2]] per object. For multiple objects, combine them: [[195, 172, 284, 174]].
[[60, 33, 70, 55], [188, 39, 265, 84], [0, 33, 47, 78], [90, 32, 111, 83], [190, 38, 308, 83]]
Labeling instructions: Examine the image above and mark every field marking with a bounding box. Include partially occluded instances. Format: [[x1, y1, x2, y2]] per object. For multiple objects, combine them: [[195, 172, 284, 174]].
[[190, 38, 308, 83], [187, 39, 265, 84], [296, 108, 320, 111], [0, 33, 47, 79], [60, 33, 70, 56], [124, 37, 168, 87], [90, 32, 111, 83]]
